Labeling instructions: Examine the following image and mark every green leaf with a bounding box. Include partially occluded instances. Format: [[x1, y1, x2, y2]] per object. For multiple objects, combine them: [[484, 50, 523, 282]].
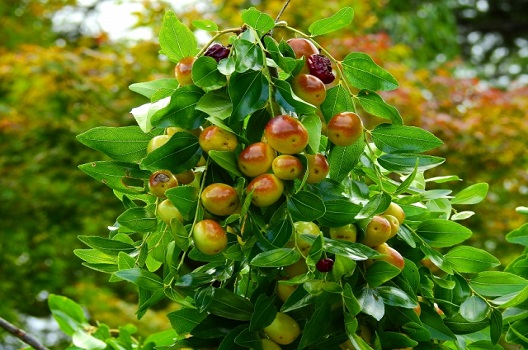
[[218, 325, 247, 350], [320, 85, 356, 122], [116, 207, 158, 233], [506, 223, 528, 246], [451, 183, 489, 205], [233, 38, 265, 73], [196, 90, 233, 120], [451, 211, 475, 221], [208, 288, 254, 321], [356, 90, 403, 125], [78, 235, 136, 256], [192, 19, 218, 32], [208, 150, 244, 177], [49, 294, 87, 336], [317, 198, 362, 227], [249, 294, 277, 331], [302, 113, 322, 154], [287, 191, 326, 222], [140, 132, 200, 174], [308, 7, 354, 36], [343, 283, 361, 316], [366, 261, 402, 287], [159, 10, 198, 63], [333, 254, 357, 280], [358, 287, 384, 321], [129, 78, 179, 99], [165, 186, 199, 221], [445, 246, 500, 273], [273, 79, 317, 115], [130, 97, 171, 133], [371, 123, 443, 154], [378, 331, 418, 350], [150, 85, 206, 130], [444, 313, 489, 335], [263, 219, 293, 248], [460, 295, 489, 322], [302, 235, 378, 261], [72, 329, 107, 350], [355, 192, 392, 220], [376, 286, 417, 309], [328, 138, 365, 182], [251, 248, 300, 267], [114, 268, 163, 291], [168, 308, 207, 334], [341, 52, 398, 91], [378, 153, 445, 173], [298, 294, 331, 349], [417, 219, 472, 248], [74, 249, 117, 265], [470, 271, 528, 297], [191, 56, 227, 91], [264, 37, 303, 75], [78, 161, 149, 194], [280, 284, 316, 313], [229, 70, 269, 122], [490, 308, 502, 345], [241, 7, 275, 34], [420, 303, 456, 341]]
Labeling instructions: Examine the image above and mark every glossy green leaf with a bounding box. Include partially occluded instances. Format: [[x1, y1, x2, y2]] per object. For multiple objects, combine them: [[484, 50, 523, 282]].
[[287, 191, 326, 222], [358, 287, 384, 321], [196, 90, 233, 120], [229, 70, 269, 122], [191, 56, 227, 91], [159, 10, 198, 63], [251, 248, 300, 267], [302, 113, 322, 154], [114, 268, 163, 291], [333, 254, 357, 280], [470, 271, 528, 297], [451, 211, 475, 221], [298, 294, 331, 349], [208, 288, 254, 321], [378, 153, 445, 173], [490, 308, 502, 345], [168, 308, 207, 334], [165, 185, 199, 221], [150, 85, 206, 130], [280, 284, 316, 313], [451, 183, 489, 205], [420, 303, 456, 341], [264, 37, 303, 74], [302, 235, 378, 261], [371, 123, 443, 153], [417, 219, 472, 248], [241, 7, 275, 34], [328, 138, 365, 182], [140, 132, 200, 174], [48, 294, 87, 336], [274, 79, 317, 115], [191, 314, 240, 339], [72, 329, 107, 350], [355, 192, 392, 219], [444, 313, 489, 334], [460, 295, 489, 322], [445, 246, 500, 273], [74, 249, 117, 265], [78, 161, 149, 194], [78, 235, 136, 256], [343, 283, 361, 316], [376, 286, 417, 308], [129, 78, 179, 99], [320, 85, 356, 121], [366, 261, 402, 287], [308, 7, 354, 36], [249, 294, 277, 331], [130, 97, 171, 133], [317, 198, 362, 227], [233, 38, 265, 73], [356, 90, 403, 125], [208, 150, 244, 177], [192, 19, 218, 32], [342, 52, 398, 91], [378, 331, 418, 350], [116, 207, 158, 233], [218, 325, 247, 350], [505, 223, 528, 246]]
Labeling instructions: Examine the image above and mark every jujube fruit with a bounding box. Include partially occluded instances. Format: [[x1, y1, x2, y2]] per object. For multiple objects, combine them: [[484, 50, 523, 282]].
[[382, 202, 405, 224], [201, 183, 239, 216], [370, 243, 404, 270], [303, 153, 329, 184], [307, 54, 335, 84], [198, 125, 238, 153], [293, 221, 320, 255], [174, 56, 196, 86], [382, 214, 400, 239], [264, 115, 309, 155], [360, 215, 392, 247], [291, 74, 326, 106], [246, 174, 284, 207], [316, 258, 334, 272], [192, 219, 228, 255], [238, 142, 276, 177], [158, 199, 183, 225], [327, 112, 363, 147], [329, 224, 357, 242], [148, 170, 178, 198], [204, 43, 230, 62], [263, 312, 301, 345], [287, 38, 319, 59], [147, 135, 171, 154], [272, 154, 304, 180]]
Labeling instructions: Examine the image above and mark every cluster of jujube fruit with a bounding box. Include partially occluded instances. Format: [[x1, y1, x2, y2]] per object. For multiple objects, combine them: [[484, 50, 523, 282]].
[[142, 36, 411, 347]]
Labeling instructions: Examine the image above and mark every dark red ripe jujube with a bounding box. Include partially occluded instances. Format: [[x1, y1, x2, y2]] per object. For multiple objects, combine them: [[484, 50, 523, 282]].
[[204, 43, 230, 62], [307, 54, 335, 84], [316, 258, 334, 272]]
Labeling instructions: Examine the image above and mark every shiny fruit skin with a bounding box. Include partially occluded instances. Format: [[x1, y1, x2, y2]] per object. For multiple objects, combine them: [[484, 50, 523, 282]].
[[264, 115, 309, 155], [238, 142, 277, 177], [291, 74, 326, 106], [201, 183, 239, 216], [246, 174, 284, 207], [382, 202, 405, 224], [382, 214, 400, 239], [147, 135, 171, 154], [272, 155, 304, 180], [174, 56, 195, 86], [175, 170, 195, 185], [166, 126, 201, 137], [204, 43, 230, 62], [198, 125, 238, 153], [373, 243, 405, 270], [327, 112, 363, 147], [361, 215, 392, 247], [316, 258, 334, 272], [287, 38, 319, 59], [293, 221, 320, 255], [148, 170, 178, 198], [303, 153, 329, 184], [284, 258, 308, 278], [192, 219, 228, 255], [277, 282, 297, 302], [263, 312, 301, 345], [260, 339, 282, 350], [329, 224, 357, 242], [158, 199, 183, 225]]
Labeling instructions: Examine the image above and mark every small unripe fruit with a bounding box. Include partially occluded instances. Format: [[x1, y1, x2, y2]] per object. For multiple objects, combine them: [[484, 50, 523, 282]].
[[246, 174, 284, 207], [199, 125, 238, 153], [192, 219, 228, 255], [147, 135, 171, 154], [158, 199, 183, 225], [382, 202, 405, 225], [174, 56, 196, 86], [166, 126, 201, 137], [291, 74, 327, 106], [329, 224, 357, 242], [293, 221, 320, 255], [316, 258, 334, 272], [263, 312, 301, 345], [360, 215, 392, 247], [371, 243, 405, 270], [327, 112, 363, 147], [175, 170, 195, 185], [238, 142, 276, 177], [201, 183, 239, 216], [284, 258, 308, 278], [382, 214, 400, 239], [264, 115, 309, 155], [272, 155, 304, 180], [148, 170, 178, 198], [303, 153, 329, 184], [277, 282, 297, 302]]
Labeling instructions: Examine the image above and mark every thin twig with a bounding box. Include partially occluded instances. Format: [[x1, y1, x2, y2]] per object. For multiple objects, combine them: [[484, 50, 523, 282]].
[[275, 0, 292, 22], [0, 316, 49, 350]]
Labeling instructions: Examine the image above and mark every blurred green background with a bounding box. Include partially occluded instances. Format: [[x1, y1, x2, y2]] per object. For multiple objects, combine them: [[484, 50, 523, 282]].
[[1, 0, 527, 347]]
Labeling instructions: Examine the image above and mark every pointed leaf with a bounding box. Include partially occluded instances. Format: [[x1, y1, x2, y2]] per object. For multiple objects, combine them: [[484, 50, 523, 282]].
[[229, 70, 269, 122], [357, 90, 403, 125], [371, 123, 443, 153], [308, 7, 354, 36], [159, 10, 198, 63], [342, 52, 398, 91], [451, 183, 489, 205]]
